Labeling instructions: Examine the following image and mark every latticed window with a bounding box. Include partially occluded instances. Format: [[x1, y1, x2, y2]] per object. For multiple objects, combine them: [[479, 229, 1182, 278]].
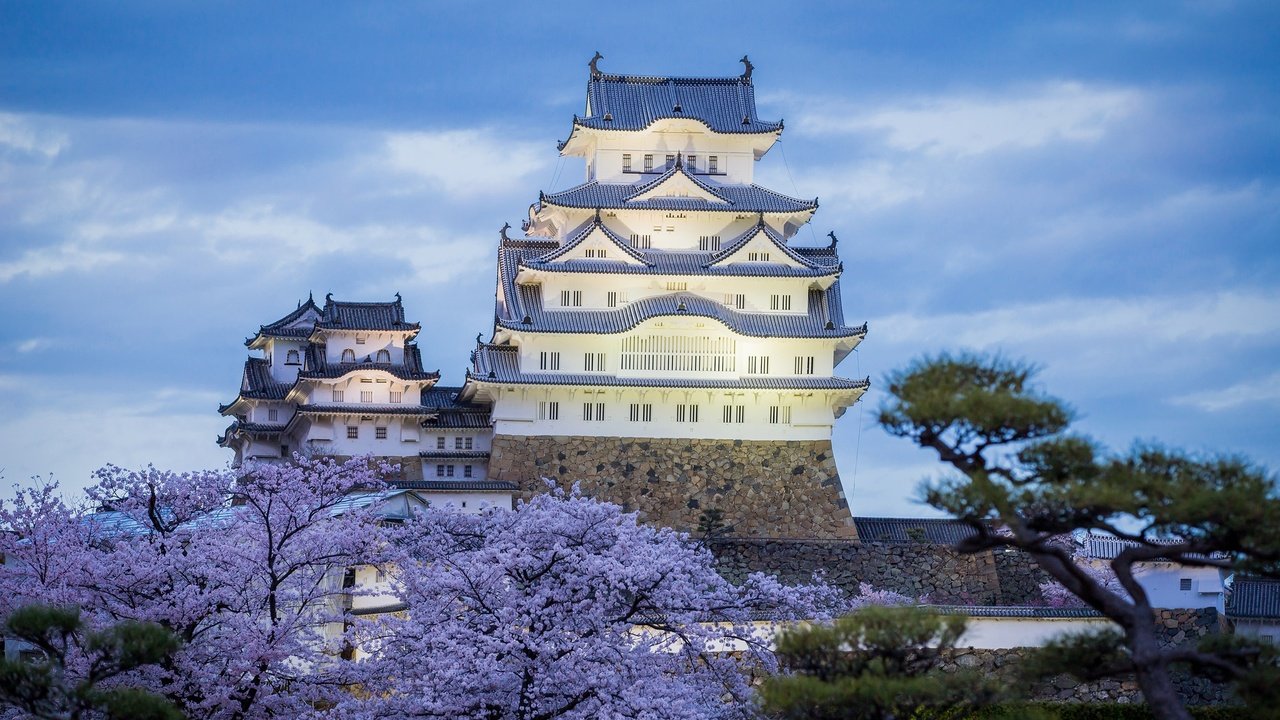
[[341, 349, 356, 363], [267, 409, 278, 421], [376, 349, 391, 363], [437, 436, 446, 450], [665, 281, 687, 291], [620, 334, 736, 372], [375, 426, 387, 439], [698, 235, 721, 251], [622, 154, 632, 172], [794, 356, 816, 374], [539, 351, 561, 370], [583, 402, 605, 421], [687, 154, 696, 171], [361, 391, 374, 403], [559, 290, 582, 307], [747, 356, 770, 374], [539, 401, 560, 420], [628, 403, 653, 422], [768, 406, 792, 424], [708, 155, 719, 173], [584, 248, 606, 258], [583, 352, 606, 372], [629, 234, 651, 249], [390, 391, 403, 403], [347, 426, 359, 439], [332, 389, 344, 402], [464, 465, 473, 478], [724, 294, 746, 310], [644, 154, 653, 172], [722, 405, 745, 423], [676, 404, 699, 423], [770, 294, 792, 310], [285, 349, 300, 365]]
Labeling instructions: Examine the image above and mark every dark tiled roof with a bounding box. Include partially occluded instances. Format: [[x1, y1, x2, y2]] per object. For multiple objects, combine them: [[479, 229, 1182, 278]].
[[926, 605, 1106, 619], [315, 295, 420, 333], [418, 451, 492, 460], [246, 298, 323, 346], [853, 517, 979, 544], [1227, 578, 1280, 619], [219, 358, 292, 413], [706, 221, 824, 269], [540, 174, 816, 214], [419, 386, 493, 428], [296, 404, 436, 416], [297, 342, 438, 382], [536, 215, 652, 265], [469, 344, 869, 391], [570, 71, 782, 137], [393, 480, 517, 492], [216, 419, 289, 447]]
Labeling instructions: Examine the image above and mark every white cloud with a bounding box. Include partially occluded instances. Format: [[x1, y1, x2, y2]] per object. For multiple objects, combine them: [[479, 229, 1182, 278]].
[[788, 82, 1140, 156], [0, 242, 126, 282], [0, 112, 69, 158], [382, 129, 548, 199], [15, 338, 53, 353], [1172, 372, 1280, 412]]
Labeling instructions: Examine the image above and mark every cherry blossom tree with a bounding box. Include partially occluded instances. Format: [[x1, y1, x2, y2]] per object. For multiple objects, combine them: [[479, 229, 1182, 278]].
[[334, 485, 843, 720]]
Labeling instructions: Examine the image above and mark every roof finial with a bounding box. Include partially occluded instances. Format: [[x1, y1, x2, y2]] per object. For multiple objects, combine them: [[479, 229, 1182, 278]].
[[476, 332, 483, 346], [827, 230, 838, 248], [740, 55, 753, 81], [594, 208, 602, 223], [394, 291, 402, 303], [325, 292, 333, 303], [756, 212, 765, 228], [589, 51, 604, 79], [500, 222, 511, 242], [308, 290, 314, 304], [674, 152, 683, 170]]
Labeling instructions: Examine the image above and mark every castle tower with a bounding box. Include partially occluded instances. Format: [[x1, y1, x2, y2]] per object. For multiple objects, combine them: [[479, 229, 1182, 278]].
[[460, 57, 868, 538], [218, 294, 514, 511]]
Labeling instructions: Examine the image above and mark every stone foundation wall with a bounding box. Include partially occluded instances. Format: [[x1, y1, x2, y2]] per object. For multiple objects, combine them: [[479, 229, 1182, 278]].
[[488, 435, 857, 539]]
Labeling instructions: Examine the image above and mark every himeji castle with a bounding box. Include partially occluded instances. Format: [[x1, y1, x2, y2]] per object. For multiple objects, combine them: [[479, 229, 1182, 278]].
[[458, 55, 868, 538], [217, 293, 514, 511]]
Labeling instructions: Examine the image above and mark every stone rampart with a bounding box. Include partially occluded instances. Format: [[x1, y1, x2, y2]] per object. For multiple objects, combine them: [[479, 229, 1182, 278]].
[[488, 435, 857, 539]]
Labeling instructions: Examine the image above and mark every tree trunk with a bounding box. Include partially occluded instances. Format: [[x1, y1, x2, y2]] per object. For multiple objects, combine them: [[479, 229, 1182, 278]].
[[1129, 623, 1192, 720]]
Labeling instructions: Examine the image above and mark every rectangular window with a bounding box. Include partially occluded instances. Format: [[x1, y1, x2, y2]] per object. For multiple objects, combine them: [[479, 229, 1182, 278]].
[[725, 293, 746, 309], [355, 336, 366, 345], [584, 248, 606, 258], [445, 465, 455, 478], [454, 437, 464, 450], [628, 403, 653, 422], [463, 465, 473, 478], [280, 444, 289, 457], [1180, 578, 1193, 591], [770, 294, 791, 311], [629, 234, 651, 249], [539, 400, 560, 420], [795, 356, 816, 374], [436, 436, 446, 450], [747, 355, 770, 374], [375, 426, 387, 439], [698, 235, 722, 251], [539, 351, 561, 371], [559, 290, 583, 307], [622, 153, 632, 172], [267, 408, 278, 421], [389, 390, 403, 403], [332, 389, 344, 403], [748, 251, 771, 262], [665, 154, 675, 169], [619, 334, 737, 373], [583, 401, 606, 421], [607, 291, 617, 308], [583, 352, 606, 372], [708, 155, 719, 173], [643, 154, 653, 172], [768, 406, 792, 424], [464, 437, 473, 450], [676, 404, 700, 423], [347, 426, 359, 439], [686, 154, 696, 171], [665, 281, 688, 291], [722, 404, 745, 423], [360, 390, 374, 403]]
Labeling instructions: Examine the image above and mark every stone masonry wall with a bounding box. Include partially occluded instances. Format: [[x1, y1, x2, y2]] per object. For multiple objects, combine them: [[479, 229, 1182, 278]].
[[488, 435, 857, 539]]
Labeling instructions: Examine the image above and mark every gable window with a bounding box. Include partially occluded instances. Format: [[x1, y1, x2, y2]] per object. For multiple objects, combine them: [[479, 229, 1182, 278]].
[[540, 351, 561, 371], [376, 349, 391, 363], [629, 403, 653, 422], [341, 348, 356, 363], [770, 294, 792, 311], [584, 248, 606, 258], [539, 401, 560, 420], [795, 356, 816, 375], [583, 401, 605, 421], [622, 153, 632, 172], [665, 281, 688, 291], [675, 403, 699, 423], [698, 235, 721, 251], [769, 406, 792, 424], [347, 426, 359, 439], [332, 389, 344, 402], [708, 155, 719, 173], [390, 390, 403, 403], [583, 352, 606, 372], [747, 355, 770, 374], [285, 349, 300, 365], [748, 251, 771, 262], [267, 408, 279, 421], [375, 426, 388, 439], [643, 154, 653, 172], [722, 404, 745, 424], [559, 290, 583, 307]]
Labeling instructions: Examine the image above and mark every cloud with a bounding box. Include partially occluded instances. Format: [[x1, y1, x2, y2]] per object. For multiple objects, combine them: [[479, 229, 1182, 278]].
[[0, 242, 126, 282], [382, 129, 548, 199], [785, 82, 1140, 157], [1172, 371, 1280, 412], [0, 112, 68, 158], [15, 338, 53, 353]]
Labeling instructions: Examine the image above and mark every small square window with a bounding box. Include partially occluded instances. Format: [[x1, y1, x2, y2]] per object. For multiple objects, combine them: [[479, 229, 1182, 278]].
[[1180, 578, 1192, 591], [375, 427, 387, 440], [347, 426, 359, 439], [267, 408, 278, 421]]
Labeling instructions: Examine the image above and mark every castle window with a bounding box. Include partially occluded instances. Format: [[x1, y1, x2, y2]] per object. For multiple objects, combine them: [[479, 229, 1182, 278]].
[[464, 465, 473, 478], [795, 356, 816, 375], [347, 426, 359, 439], [360, 391, 374, 403], [539, 401, 560, 420], [725, 294, 746, 310], [607, 291, 617, 308], [584, 248, 606, 258], [698, 235, 721, 251], [708, 155, 719, 173], [675, 404, 699, 423], [665, 154, 675, 169], [390, 391, 403, 403], [747, 356, 770, 374], [464, 437, 473, 450], [770, 294, 791, 311], [280, 444, 289, 457], [559, 290, 582, 307], [629, 234, 651, 249], [687, 154, 696, 171], [665, 281, 687, 291], [437, 436, 446, 450], [285, 349, 300, 365], [1180, 578, 1192, 591], [356, 336, 366, 345], [583, 352, 606, 372], [643, 154, 653, 172], [376, 349, 391, 363], [769, 406, 792, 424], [332, 389, 344, 402], [268, 408, 279, 421], [539, 351, 561, 371], [748, 251, 771, 262], [620, 334, 736, 372], [722, 404, 745, 424], [583, 401, 605, 422], [629, 403, 653, 422], [622, 154, 632, 172], [341, 348, 356, 363], [376, 426, 387, 440]]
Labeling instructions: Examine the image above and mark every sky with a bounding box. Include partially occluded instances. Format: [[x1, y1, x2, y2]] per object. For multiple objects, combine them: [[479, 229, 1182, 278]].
[[1, 1, 1277, 516]]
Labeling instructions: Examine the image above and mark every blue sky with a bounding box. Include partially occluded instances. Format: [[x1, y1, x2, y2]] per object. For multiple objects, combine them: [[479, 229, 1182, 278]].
[[1, 1, 1277, 516]]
